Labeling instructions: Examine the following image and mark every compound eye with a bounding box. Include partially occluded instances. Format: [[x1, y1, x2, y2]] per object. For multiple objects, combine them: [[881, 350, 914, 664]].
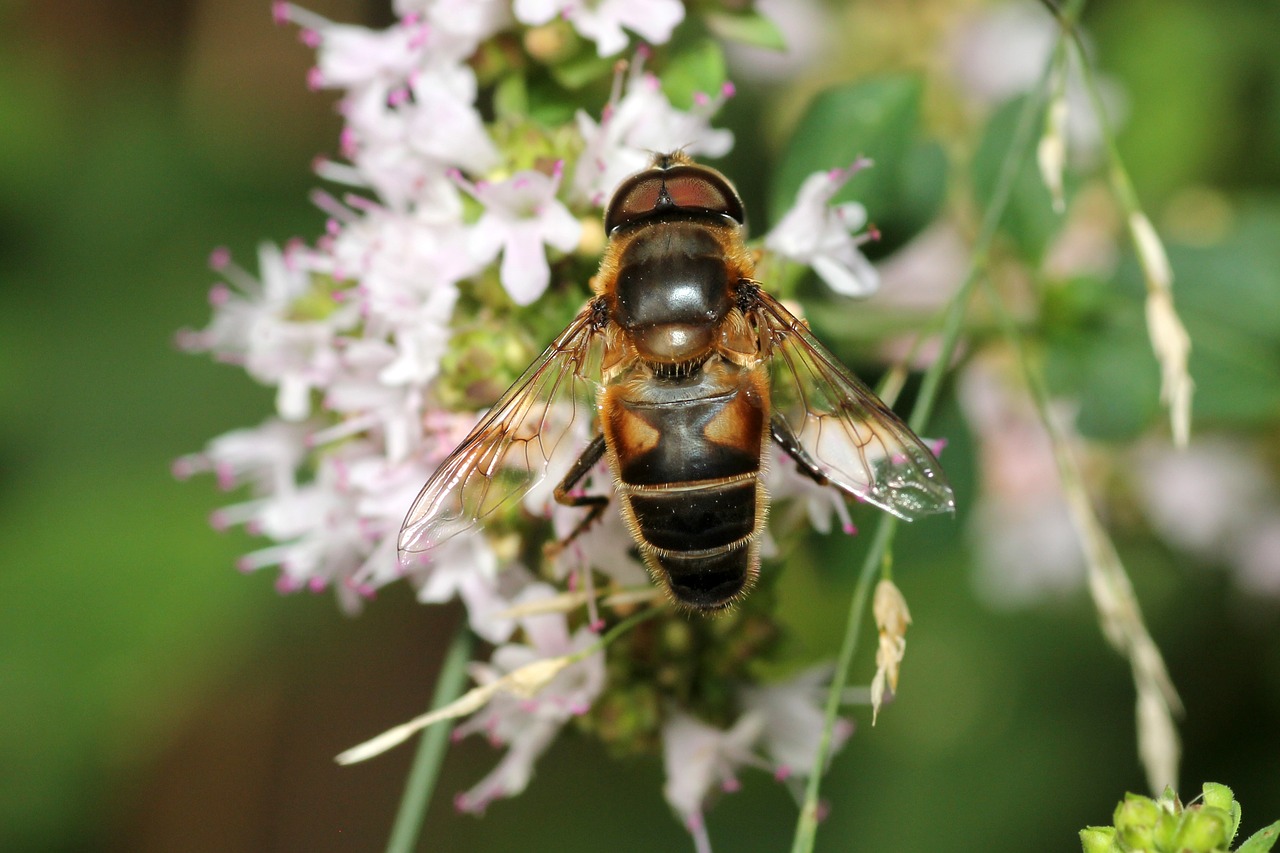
[[604, 165, 746, 233], [605, 176, 666, 233], [662, 168, 745, 224]]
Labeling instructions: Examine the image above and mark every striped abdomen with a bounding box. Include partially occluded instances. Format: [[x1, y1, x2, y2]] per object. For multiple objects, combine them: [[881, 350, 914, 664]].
[[601, 361, 769, 609]]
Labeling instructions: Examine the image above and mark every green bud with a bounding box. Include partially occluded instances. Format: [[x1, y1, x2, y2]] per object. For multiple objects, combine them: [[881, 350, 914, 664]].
[[1115, 793, 1160, 849], [1173, 808, 1230, 851], [1079, 826, 1119, 853], [1153, 808, 1180, 851], [1201, 783, 1235, 813]]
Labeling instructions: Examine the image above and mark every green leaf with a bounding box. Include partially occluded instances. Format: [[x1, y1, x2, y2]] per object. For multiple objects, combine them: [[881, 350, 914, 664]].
[[1162, 239, 1280, 347], [772, 76, 945, 247], [660, 37, 727, 110], [1103, 202, 1280, 427], [550, 49, 615, 90], [895, 139, 948, 244], [524, 75, 578, 127], [1044, 302, 1162, 442], [1238, 821, 1280, 853], [972, 96, 1064, 264], [703, 8, 787, 51]]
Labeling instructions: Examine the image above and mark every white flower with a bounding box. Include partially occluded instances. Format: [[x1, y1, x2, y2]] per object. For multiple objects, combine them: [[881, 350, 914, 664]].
[[173, 418, 309, 494], [339, 67, 499, 208], [461, 165, 582, 305], [514, 0, 685, 57], [313, 20, 426, 92], [393, 0, 511, 56], [660, 709, 764, 829], [765, 163, 881, 297], [180, 243, 359, 421], [454, 584, 606, 812], [405, 66, 501, 174], [767, 450, 856, 537], [549, 501, 651, 589], [739, 665, 851, 777], [1132, 437, 1280, 599], [572, 67, 734, 206], [1132, 437, 1268, 559], [947, 1, 1057, 105], [408, 535, 526, 644], [229, 442, 383, 612]]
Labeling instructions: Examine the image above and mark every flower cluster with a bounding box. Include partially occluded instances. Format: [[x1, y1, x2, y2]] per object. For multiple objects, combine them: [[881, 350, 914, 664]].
[[178, 0, 884, 837]]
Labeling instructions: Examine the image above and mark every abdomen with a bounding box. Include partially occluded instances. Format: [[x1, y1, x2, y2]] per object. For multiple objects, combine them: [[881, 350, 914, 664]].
[[601, 361, 769, 609]]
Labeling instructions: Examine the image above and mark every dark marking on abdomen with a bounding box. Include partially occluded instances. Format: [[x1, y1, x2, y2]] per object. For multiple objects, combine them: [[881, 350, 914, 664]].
[[628, 480, 756, 552], [654, 547, 754, 609]]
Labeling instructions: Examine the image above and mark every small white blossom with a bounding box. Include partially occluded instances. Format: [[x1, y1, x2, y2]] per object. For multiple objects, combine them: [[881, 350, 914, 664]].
[[409, 536, 525, 644], [549, 500, 651, 589], [1132, 437, 1268, 558], [406, 67, 502, 173], [514, 0, 685, 57], [312, 19, 426, 92], [180, 243, 359, 421], [1133, 437, 1280, 599], [947, 1, 1057, 104], [765, 162, 881, 297], [461, 165, 582, 305], [173, 418, 309, 494], [230, 442, 383, 611], [739, 665, 851, 777], [454, 585, 606, 813], [339, 69, 500, 208], [393, 0, 511, 55], [572, 66, 734, 206], [661, 709, 764, 830], [767, 451, 856, 537]]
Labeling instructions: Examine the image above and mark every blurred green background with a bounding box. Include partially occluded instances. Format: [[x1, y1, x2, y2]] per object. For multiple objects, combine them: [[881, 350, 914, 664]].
[[2, 0, 1278, 850]]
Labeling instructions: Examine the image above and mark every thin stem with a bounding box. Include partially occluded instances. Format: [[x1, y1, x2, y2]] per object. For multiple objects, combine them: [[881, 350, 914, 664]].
[[979, 274, 1181, 790], [575, 604, 666, 659], [1065, 20, 1193, 447], [789, 13, 1071, 849], [385, 625, 474, 853]]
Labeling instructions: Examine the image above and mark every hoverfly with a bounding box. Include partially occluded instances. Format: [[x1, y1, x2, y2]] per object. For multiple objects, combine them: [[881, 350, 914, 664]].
[[399, 152, 954, 611]]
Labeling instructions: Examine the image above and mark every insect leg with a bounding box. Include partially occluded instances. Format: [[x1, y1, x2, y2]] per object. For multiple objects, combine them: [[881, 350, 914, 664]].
[[546, 434, 610, 555], [770, 413, 833, 488]]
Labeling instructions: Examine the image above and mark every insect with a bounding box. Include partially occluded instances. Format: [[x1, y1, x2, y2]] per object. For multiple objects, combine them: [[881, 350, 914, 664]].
[[399, 152, 954, 611]]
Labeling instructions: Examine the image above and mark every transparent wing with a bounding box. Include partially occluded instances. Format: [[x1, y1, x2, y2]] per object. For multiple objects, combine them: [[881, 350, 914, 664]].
[[753, 290, 955, 521], [398, 306, 604, 560]]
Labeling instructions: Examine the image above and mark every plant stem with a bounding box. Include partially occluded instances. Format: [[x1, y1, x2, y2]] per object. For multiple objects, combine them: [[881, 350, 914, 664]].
[[385, 625, 474, 853], [788, 14, 1070, 849]]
